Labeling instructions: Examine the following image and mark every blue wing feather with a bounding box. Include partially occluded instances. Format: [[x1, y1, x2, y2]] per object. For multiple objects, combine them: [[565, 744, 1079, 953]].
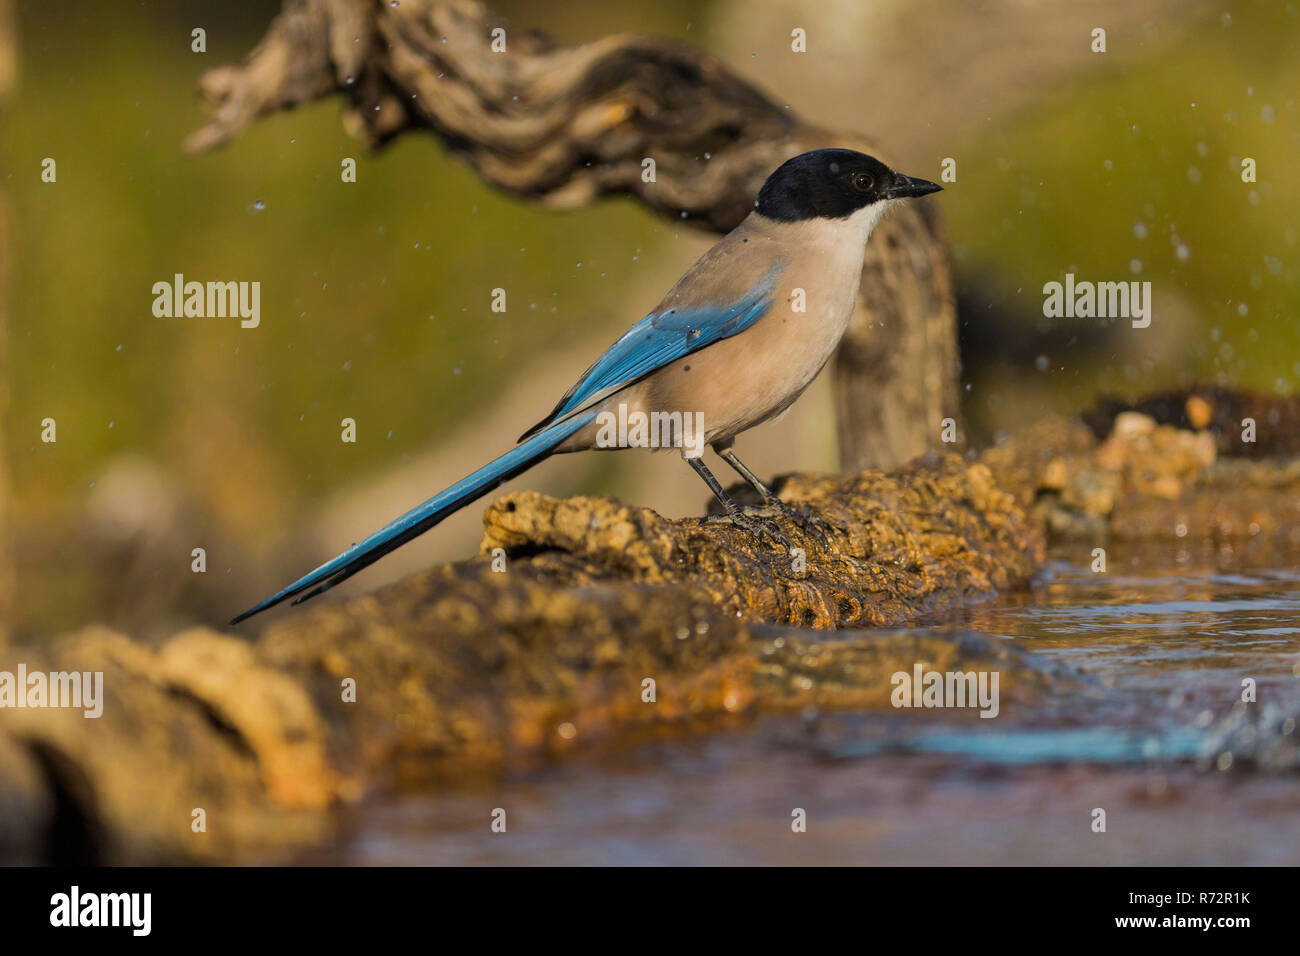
[[519, 268, 782, 440]]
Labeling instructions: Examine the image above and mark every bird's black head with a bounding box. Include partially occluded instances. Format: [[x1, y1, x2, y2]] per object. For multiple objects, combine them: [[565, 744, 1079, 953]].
[[755, 148, 942, 222]]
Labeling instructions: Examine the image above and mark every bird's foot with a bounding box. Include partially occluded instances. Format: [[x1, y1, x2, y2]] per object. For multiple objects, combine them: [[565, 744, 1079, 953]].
[[714, 502, 798, 554], [761, 497, 836, 552]]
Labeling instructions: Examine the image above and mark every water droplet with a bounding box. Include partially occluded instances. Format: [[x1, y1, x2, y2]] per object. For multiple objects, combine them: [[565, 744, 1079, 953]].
[[252, 199, 265, 211]]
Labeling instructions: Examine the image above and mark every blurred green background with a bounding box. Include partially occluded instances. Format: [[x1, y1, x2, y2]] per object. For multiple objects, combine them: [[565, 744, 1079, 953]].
[[3, 0, 1296, 639]]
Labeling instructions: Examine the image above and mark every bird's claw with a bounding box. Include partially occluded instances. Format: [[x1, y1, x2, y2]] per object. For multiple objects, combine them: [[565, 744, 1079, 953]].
[[727, 499, 835, 554], [703, 494, 836, 557], [779, 501, 836, 551], [718, 506, 796, 553], [748, 497, 836, 552]]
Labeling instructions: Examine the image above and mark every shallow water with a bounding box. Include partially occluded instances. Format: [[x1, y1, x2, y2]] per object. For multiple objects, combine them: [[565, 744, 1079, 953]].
[[336, 544, 1300, 865]]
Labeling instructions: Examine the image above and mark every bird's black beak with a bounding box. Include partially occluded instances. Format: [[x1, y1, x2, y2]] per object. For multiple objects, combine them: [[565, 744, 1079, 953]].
[[886, 172, 943, 200]]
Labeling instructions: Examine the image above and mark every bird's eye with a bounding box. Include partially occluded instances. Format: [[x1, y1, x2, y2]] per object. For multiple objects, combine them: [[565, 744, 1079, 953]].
[[850, 172, 874, 192]]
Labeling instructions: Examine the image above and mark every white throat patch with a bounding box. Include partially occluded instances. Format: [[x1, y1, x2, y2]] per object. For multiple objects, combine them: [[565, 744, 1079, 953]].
[[847, 200, 890, 241]]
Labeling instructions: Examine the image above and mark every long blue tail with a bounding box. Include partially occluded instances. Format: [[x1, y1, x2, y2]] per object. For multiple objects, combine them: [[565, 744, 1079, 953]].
[[230, 411, 597, 625]]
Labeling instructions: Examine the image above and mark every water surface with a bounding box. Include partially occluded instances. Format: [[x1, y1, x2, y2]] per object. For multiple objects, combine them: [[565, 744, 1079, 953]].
[[335, 544, 1300, 864]]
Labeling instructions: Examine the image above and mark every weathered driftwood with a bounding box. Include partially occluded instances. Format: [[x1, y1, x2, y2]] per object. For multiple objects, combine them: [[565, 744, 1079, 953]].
[[6, 402, 1300, 863], [984, 403, 1300, 548], [2, 453, 1047, 863], [1084, 386, 1300, 458], [184, 0, 960, 471]]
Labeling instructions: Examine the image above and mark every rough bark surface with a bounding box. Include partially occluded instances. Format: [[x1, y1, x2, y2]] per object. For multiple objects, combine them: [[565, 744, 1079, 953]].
[[983, 404, 1300, 547], [184, 0, 961, 470], [2, 453, 1046, 863], [1084, 386, 1300, 458], [5, 400, 1300, 863]]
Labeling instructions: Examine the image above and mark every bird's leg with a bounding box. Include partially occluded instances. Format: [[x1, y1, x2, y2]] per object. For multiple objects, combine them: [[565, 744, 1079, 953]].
[[715, 445, 833, 550], [686, 455, 742, 515], [715, 445, 779, 503], [686, 455, 795, 551], [686, 457, 795, 548]]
